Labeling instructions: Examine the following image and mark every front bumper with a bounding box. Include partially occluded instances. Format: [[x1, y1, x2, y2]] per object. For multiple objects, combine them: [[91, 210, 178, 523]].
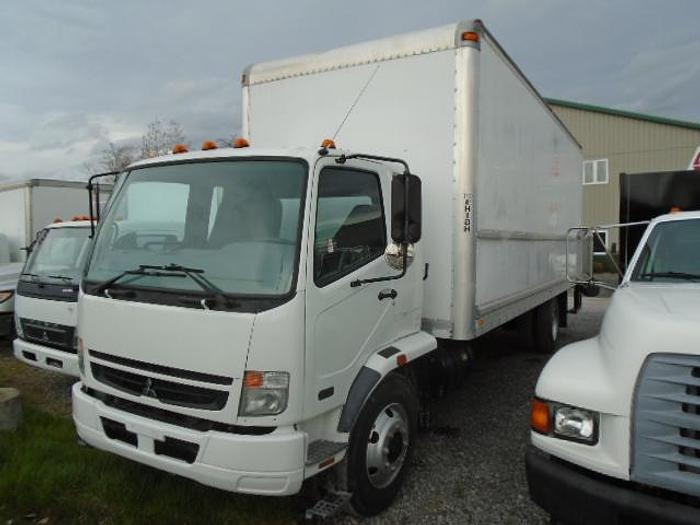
[[72, 383, 306, 495], [527, 446, 700, 525], [14, 338, 80, 377]]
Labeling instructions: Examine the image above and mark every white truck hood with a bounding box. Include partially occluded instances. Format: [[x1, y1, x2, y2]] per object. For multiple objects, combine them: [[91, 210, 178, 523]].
[[0, 263, 22, 291], [626, 284, 700, 322], [537, 283, 700, 417]]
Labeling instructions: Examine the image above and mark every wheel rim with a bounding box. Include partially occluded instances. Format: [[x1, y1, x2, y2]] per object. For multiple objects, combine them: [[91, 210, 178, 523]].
[[365, 403, 410, 489], [551, 303, 559, 342]]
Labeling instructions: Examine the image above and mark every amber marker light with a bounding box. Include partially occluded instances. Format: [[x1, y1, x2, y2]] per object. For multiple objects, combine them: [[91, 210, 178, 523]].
[[172, 144, 189, 154], [243, 371, 264, 389], [201, 140, 218, 151], [531, 398, 552, 434], [233, 137, 250, 148], [462, 31, 480, 42], [321, 138, 336, 149]]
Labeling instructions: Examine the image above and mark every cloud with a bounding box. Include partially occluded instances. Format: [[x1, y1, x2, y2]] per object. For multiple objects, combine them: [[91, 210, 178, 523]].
[[0, 0, 698, 181]]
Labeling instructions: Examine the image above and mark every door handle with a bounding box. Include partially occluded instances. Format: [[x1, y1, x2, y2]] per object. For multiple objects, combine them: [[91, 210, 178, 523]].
[[378, 288, 398, 301]]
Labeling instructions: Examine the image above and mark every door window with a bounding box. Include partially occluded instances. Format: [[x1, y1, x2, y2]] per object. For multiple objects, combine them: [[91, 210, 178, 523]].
[[314, 168, 386, 286]]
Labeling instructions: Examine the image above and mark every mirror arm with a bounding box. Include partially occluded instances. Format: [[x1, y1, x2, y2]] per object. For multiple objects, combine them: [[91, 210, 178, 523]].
[[86, 171, 118, 238]]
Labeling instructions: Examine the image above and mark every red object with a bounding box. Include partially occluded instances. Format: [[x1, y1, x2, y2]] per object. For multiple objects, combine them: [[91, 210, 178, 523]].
[[693, 151, 700, 171]]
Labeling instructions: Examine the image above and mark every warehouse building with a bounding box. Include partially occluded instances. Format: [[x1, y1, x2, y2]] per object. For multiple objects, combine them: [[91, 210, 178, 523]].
[[546, 98, 700, 256]]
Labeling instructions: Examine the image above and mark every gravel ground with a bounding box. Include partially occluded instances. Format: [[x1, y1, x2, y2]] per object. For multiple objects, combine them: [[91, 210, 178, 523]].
[[0, 296, 610, 524], [338, 295, 610, 525]]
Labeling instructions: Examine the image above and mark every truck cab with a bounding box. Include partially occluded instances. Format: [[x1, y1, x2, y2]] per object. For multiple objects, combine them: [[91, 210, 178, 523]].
[[73, 145, 430, 514], [13, 220, 92, 375], [528, 211, 700, 524]]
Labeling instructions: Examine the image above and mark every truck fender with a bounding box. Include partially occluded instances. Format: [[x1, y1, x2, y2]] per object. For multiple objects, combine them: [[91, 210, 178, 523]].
[[337, 331, 436, 433]]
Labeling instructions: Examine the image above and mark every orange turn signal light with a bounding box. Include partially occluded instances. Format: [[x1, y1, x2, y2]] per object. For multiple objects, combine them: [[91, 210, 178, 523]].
[[396, 354, 408, 367], [531, 399, 552, 434], [321, 139, 336, 149], [202, 140, 218, 151], [244, 371, 264, 389], [172, 143, 189, 154], [462, 31, 480, 43], [233, 137, 250, 149]]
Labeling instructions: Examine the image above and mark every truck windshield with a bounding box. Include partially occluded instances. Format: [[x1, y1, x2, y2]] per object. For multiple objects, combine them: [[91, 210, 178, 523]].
[[632, 219, 700, 282], [23, 226, 91, 283], [84, 159, 308, 299]]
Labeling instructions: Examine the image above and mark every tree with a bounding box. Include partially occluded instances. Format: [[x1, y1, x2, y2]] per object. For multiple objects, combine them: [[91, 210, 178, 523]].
[[141, 119, 186, 158], [83, 142, 135, 183]]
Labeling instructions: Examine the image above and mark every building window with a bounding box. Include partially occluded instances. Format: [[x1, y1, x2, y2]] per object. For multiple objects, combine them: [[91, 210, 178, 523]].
[[583, 159, 609, 185], [593, 229, 609, 255]]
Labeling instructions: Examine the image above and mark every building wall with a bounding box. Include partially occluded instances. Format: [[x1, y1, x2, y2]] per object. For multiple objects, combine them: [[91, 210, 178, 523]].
[[549, 103, 700, 252]]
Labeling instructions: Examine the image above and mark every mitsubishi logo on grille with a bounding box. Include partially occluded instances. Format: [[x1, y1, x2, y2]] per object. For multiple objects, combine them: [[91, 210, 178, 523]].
[[41, 330, 50, 342], [142, 378, 158, 399]]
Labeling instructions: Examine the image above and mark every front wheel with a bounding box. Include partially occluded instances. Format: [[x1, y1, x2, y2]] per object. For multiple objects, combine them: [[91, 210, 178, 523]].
[[346, 373, 418, 516]]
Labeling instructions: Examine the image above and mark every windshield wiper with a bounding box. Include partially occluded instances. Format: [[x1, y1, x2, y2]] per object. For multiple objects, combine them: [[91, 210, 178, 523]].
[[639, 271, 700, 281], [92, 266, 154, 295], [137, 264, 237, 310]]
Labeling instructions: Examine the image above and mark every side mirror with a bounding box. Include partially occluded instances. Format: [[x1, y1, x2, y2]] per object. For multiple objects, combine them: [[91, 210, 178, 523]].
[[391, 173, 422, 243]]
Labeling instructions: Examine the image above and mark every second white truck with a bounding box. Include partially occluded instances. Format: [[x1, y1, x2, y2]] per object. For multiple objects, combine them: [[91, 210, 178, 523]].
[[13, 220, 93, 376], [528, 211, 700, 524], [73, 20, 584, 515]]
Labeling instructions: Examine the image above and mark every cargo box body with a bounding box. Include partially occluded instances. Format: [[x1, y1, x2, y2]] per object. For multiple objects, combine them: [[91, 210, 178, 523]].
[[243, 20, 583, 340], [0, 179, 97, 263]]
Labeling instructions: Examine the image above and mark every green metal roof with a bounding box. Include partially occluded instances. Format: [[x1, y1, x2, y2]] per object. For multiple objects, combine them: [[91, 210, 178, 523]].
[[545, 98, 700, 132]]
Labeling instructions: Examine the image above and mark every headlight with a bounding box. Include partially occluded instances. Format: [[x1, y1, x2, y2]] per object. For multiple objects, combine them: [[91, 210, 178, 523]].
[[77, 337, 86, 375], [239, 371, 289, 416], [531, 398, 599, 445], [0, 290, 13, 304]]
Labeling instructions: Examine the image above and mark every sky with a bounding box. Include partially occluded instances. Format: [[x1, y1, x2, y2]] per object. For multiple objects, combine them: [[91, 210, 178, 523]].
[[0, 0, 698, 182]]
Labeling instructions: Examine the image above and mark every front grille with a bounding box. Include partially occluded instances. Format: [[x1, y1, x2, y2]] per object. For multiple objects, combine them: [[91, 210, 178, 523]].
[[89, 350, 233, 385], [91, 363, 228, 411], [632, 353, 700, 498], [20, 318, 76, 353], [83, 386, 274, 434]]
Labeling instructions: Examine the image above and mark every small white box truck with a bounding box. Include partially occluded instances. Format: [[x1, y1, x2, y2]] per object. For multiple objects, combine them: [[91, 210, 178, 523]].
[[528, 212, 700, 524], [13, 220, 93, 376], [73, 20, 583, 515], [0, 178, 101, 337]]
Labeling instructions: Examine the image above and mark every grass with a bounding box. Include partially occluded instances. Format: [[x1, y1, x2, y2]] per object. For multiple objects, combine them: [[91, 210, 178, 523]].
[[0, 348, 299, 525]]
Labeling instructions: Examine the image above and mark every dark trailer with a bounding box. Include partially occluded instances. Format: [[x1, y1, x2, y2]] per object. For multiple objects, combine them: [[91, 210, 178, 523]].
[[620, 170, 700, 269]]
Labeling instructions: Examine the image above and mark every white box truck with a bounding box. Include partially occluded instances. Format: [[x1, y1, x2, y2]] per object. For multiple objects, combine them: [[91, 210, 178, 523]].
[[528, 212, 700, 524], [73, 20, 583, 516], [13, 220, 93, 376]]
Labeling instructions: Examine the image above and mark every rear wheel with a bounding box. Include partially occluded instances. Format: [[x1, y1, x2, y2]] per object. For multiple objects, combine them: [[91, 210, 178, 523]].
[[346, 373, 417, 516], [533, 299, 559, 354]]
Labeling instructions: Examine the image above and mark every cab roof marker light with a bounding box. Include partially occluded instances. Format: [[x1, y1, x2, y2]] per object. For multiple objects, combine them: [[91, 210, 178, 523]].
[[321, 139, 336, 149], [201, 140, 218, 151], [172, 144, 189, 154], [233, 137, 250, 149]]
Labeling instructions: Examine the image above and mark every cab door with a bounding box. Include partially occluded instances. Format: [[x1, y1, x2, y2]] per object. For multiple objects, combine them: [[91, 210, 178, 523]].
[[304, 158, 407, 419]]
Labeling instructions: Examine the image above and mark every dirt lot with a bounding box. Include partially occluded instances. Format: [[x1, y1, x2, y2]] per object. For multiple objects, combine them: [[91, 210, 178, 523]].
[[0, 296, 610, 524]]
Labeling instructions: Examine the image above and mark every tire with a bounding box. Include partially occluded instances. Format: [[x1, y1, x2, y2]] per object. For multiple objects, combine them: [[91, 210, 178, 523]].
[[346, 373, 418, 516], [532, 299, 559, 354]]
